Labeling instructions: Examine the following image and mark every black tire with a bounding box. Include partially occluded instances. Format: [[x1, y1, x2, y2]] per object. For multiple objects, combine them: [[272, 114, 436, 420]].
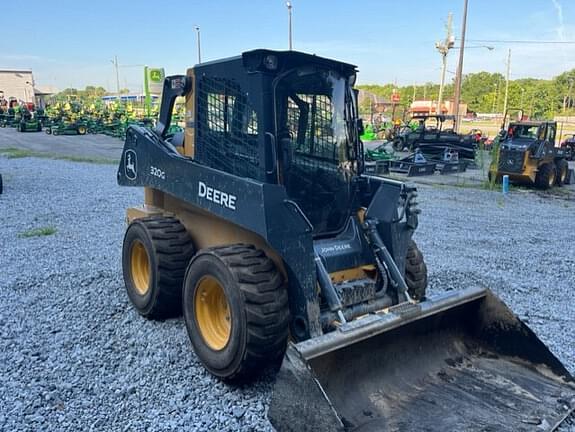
[[122, 216, 195, 319], [405, 240, 427, 301], [0, 173, 3, 194], [555, 159, 569, 186], [45, 128, 51, 134], [535, 162, 556, 190], [77, 126, 87, 135], [183, 244, 289, 383]]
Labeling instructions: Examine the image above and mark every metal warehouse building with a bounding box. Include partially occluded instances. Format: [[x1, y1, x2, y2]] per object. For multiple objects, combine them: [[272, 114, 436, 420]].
[[0, 69, 35, 103]]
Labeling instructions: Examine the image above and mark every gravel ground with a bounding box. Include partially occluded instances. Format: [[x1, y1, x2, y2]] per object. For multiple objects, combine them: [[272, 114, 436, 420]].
[[0, 156, 573, 431]]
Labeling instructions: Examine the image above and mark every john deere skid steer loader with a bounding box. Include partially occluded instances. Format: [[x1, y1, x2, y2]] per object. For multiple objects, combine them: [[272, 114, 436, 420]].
[[117, 50, 574, 431], [489, 119, 569, 189]]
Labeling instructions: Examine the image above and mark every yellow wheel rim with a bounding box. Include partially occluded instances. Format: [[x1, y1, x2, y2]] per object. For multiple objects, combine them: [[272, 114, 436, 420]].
[[78, 126, 86, 134], [194, 276, 231, 351], [130, 240, 150, 295]]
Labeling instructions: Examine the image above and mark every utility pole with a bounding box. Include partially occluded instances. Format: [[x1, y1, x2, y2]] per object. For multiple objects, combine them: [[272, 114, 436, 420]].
[[286, 2, 293, 50], [492, 82, 499, 113], [494, 79, 500, 113], [452, 0, 468, 131], [563, 79, 573, 113], [195, 26, 202, 63], [520, 87, 525, 109], [502, 49, 511, 118], [111, 56, 121, 98], [412, 84, 417, 104], [436, 12, 454, 115]]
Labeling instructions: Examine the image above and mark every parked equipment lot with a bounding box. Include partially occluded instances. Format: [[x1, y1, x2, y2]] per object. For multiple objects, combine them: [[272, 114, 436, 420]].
[[0, 127, 124, 161], [0, 141, 574, 430]]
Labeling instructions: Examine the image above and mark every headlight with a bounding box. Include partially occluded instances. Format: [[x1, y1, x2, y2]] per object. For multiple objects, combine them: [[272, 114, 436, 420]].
[[263, 55, 278, 70]]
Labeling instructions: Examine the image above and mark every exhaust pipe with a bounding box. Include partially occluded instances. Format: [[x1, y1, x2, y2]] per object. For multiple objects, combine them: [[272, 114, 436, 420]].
[[269, 287, 575, 431]]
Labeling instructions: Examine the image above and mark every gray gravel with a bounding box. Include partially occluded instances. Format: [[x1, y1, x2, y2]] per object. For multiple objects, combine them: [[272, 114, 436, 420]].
[[0, 155, 573, 431]]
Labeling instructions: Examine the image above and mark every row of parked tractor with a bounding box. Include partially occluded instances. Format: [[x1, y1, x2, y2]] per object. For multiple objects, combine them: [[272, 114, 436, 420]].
[[360, 112, 574, 189], [0, 104, 184, 139]]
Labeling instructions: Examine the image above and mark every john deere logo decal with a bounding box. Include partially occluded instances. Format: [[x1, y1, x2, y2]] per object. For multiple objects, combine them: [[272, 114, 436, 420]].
[[125, 150, 137, 180], [150, 69, 163, 82]]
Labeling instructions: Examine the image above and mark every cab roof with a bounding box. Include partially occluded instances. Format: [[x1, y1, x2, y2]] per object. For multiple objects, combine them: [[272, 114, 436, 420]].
[[193, 49, 358, 77]]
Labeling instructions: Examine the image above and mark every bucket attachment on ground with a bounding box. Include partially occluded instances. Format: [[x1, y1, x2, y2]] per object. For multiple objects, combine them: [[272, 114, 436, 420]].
[[364, 160, 390, 176], [389, 150, 437, 177], [269, 286, 575, 432], [437, 160, 467, 174]]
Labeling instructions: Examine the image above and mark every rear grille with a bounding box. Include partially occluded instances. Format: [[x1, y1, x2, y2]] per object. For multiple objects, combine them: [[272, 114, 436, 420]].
[[498, 150, 524, 173]]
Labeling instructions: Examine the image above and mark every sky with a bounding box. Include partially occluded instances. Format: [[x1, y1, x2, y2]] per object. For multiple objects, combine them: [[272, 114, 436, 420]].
[[0, 0, 574, 93]]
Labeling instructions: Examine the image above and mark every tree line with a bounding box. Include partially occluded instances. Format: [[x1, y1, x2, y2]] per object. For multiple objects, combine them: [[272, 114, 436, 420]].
[[358, 69, 575, 119]]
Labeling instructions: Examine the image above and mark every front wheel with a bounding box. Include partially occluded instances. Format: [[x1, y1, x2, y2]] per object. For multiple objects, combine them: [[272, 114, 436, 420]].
[[405, 240, 427, 301], [183, 244, 289, 383], [535, 162, 556, 190], [555, 159, 568, 186]]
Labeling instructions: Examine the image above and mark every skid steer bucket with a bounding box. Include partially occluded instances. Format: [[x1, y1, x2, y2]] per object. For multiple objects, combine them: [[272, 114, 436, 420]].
[[269, 286, 575, 432]]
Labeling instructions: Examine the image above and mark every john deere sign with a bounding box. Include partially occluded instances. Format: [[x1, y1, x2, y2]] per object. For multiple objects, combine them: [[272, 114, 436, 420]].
[[144, 66, 165, 116], [145, 67, 165, 96]]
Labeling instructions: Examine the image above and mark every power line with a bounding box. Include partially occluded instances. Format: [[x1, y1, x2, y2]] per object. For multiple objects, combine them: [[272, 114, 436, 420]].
[[463, 38, 575, 44]]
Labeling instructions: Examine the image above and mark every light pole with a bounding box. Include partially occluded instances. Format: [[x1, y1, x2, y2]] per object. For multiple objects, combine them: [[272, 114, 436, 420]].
[[286, 1, 293, 50], [452, 0, 468, 131], [195, 26, 202, 64], [110, 56, 121, 99], [502, 49, 511, 118]]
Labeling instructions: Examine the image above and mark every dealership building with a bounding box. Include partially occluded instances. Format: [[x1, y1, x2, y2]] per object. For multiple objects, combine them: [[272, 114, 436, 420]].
[[0, 69, 35, 103], [0, 69, 57, 107]]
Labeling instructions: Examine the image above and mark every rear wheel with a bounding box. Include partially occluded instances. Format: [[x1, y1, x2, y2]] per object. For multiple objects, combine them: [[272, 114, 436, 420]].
[[405, 240, 427, 301], [183, 244, 289, 383], [122, 216, 195, 319], [535, 162, 556, 190], [77, 125, 87, 135], [555, 159, 568, 186]]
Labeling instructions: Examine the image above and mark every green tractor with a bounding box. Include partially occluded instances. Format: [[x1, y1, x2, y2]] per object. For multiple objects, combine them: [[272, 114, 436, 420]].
[[17, 109, 42, 132], [46, 120, 88, 136], [359, 122, 377, 141], [0, 107, 19, 128], [365, 143, 396, 162]]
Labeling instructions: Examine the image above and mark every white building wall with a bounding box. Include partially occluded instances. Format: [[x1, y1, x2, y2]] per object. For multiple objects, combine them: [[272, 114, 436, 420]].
[[0, 70, 35, 103]]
